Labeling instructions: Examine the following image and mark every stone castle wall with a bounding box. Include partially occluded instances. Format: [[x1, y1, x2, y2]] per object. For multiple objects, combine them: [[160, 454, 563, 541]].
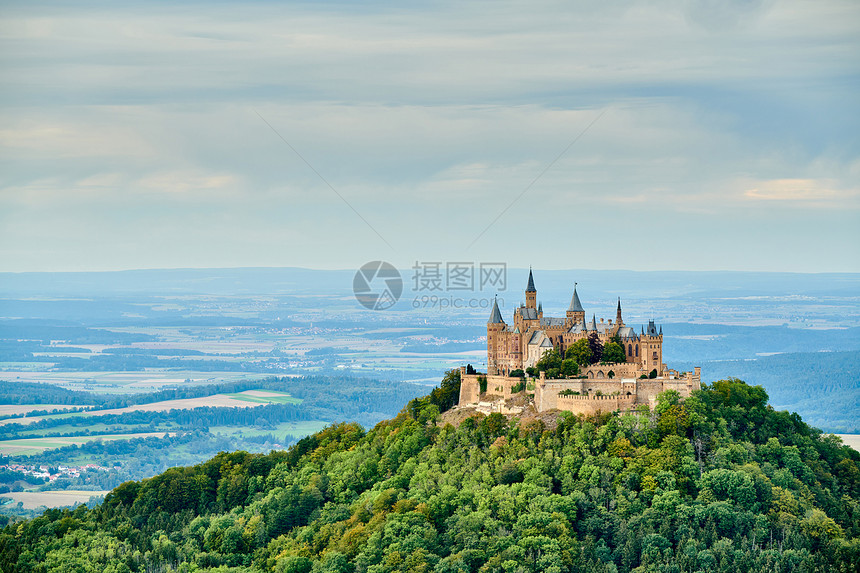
[[459, 366, 701, 416]]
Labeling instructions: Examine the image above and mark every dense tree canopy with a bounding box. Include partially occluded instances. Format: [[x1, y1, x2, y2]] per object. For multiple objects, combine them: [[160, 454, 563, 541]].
[[602, 342, 626, 364], [0, 377, 858, 573], [565, 340, 592, 367], [526, 350, 579, 379]]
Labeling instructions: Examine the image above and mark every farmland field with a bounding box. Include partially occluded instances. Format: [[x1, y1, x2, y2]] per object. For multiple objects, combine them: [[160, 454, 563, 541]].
[[0, 371, 274, 394], [836, 434, 860, 452], [209, 420, 329, 439], [0, 432, 178, 455], [0, 404, 85, 417], [0, 389, 301, 425], [0, 490, 110, 510]]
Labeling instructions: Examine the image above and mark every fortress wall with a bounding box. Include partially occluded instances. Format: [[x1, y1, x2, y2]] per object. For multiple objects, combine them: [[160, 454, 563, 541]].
[[554, 394, 637, 416], [632, 377, 699, 406], [580, 380, 624, 394], [459, 372, 522, 405], [459, 372, 480, 405], [535, 381, 568, 411], [582, 363, 640, 379], [462, 365, 701, 413], [485, 375, 519, 400]]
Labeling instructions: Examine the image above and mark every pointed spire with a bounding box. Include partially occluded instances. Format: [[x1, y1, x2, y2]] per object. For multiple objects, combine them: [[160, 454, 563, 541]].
[[616, 297, 623, 325], [538, 302, 543, 314], [488, 296, 504, 324], [659, 325, 663, 335], [525, 267, 536, 293], [590, 314, 598, 330], [568, 283, 584, 312]]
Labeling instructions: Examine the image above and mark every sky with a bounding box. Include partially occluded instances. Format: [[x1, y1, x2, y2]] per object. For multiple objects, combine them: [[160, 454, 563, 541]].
[[1, 0, 858, 273]]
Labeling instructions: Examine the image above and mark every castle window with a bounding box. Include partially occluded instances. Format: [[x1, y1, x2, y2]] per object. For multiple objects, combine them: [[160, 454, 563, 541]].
[[627, 344, 632, 356], [635, 345, 639, 357]]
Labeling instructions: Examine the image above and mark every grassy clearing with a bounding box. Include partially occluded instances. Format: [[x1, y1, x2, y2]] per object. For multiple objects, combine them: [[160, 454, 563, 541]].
[[21, 422, 178, 437], [0, 490, 110, 510], [0, 390, 302, 426], [224, 390, 301, 405], [209, 421, 328, 439], [0, 432, 177, 456], [836, 434, 860, 452], [0, 405, 88, 417], [0, 371, 271, 394]]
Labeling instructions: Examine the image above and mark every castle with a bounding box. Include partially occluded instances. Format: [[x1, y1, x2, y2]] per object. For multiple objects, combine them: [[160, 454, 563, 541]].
[[458, 270, 701, 415]]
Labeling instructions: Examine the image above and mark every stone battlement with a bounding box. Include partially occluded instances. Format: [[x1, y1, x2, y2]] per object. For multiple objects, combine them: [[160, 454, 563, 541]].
[[458, 365, 701, 415]]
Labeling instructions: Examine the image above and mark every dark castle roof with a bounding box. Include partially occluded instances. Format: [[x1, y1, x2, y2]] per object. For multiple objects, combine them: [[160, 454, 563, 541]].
[[488, 298, 504, 324], [525, 269, 536, 293], [646, 320, 659, 335], [568, 285, 584, 312]]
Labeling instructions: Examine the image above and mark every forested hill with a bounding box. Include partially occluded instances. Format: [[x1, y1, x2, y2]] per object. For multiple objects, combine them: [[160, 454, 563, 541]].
[[1, 376, 859, 573]]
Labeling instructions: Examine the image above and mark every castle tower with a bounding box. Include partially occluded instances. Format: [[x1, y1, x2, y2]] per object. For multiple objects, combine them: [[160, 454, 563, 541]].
[[511, 326, 522, 366], [525, 268, 537, 309], [487, 297, 505, 375], [641, 319, 663, 374], [566, 283, 585, 325]]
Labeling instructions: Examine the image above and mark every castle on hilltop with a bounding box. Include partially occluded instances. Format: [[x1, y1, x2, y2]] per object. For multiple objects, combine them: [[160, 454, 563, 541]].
[[459, 270, 701, 415], [487, 269, 664, 376]]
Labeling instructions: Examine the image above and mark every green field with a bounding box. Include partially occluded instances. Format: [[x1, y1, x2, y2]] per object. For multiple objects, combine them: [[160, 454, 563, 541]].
[[20, 422, 178, 437], [209, 421, 329, 439], [224, 390, 301, 405], [0, 389, 302, 427], [0, 432, 176, 456], [0, 490, 110, 510]]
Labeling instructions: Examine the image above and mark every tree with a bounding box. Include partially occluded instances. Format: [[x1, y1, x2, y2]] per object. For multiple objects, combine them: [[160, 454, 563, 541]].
[[533, 349, 564, 378], [565, 339, 592, 366], [560, 359, 579, 378], [587, 333, 603, 364], [602, 341, 626, 364]]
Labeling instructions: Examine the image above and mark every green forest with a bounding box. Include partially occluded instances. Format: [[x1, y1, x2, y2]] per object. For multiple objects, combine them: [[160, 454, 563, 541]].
[[1, 374, 858, 572]]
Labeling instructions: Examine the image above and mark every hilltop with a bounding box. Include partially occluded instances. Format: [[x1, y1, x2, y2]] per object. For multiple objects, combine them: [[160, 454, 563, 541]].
[[0, 373, 858, 572]]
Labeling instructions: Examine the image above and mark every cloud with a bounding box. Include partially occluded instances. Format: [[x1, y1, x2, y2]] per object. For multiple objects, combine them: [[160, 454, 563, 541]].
[[0, 1, 858, 272], [137, 172, 239, 195], [0, 121, 155, 159], [743, 179, 858, 205]]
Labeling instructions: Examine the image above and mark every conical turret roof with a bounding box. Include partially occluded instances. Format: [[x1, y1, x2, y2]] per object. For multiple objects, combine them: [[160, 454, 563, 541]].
[[488, 297, 504, 324], [568, 284, 583, 312], [525, 268, 536, 293]]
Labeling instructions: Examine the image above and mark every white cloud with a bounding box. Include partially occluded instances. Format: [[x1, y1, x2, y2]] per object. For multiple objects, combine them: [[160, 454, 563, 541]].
[[744, 179, 858, 205]]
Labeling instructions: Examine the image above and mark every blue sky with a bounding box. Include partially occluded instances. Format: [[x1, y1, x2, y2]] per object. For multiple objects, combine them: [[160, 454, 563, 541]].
[[1, 0, 858, 272]]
